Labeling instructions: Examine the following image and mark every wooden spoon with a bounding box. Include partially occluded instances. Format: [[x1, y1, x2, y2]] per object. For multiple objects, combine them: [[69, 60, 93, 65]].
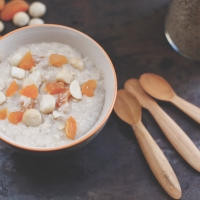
[[124, 79, 200, 172], [114, 89, 181, 199], [139, 73, 200, 124]]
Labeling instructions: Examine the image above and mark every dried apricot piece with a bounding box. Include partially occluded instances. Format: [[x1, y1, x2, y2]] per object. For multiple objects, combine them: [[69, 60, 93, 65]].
[[8, 111, 24, 124], [1, 0, 29, 21], [0, 0, 5, 11], [81, 80, 97, 97], [45, 82, 67, 95], [19, 51, 35, 70], [65, 116, 77, 140], [49, 54, 67, 67], [19, 84, 38, 99], [0, 108, 7, 120], [6, 80, 18, 97]]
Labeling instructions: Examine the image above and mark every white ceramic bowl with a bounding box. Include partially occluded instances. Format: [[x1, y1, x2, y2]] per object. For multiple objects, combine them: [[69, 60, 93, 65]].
[[0, 24, 117, 156]]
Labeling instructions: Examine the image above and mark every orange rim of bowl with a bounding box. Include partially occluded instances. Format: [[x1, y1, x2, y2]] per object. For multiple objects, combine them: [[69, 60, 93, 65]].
[[0, 24, 117, 152]]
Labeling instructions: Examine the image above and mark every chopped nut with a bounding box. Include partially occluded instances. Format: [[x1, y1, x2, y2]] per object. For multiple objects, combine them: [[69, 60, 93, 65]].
[[40, 95, 55, 114], [29, 70, 42, 87], [69, 80, 82, 99], [29, 67, 37, 72], [0, 91, 6, 104], [22, 70, 42, 88], [0, 92, 6, 104], [11, 66, 25, 79], [10, 53, 23, 66], [19, 96, 34, 109], [52, 110, 62, 119], [22, 77, 34, 88], [69, 58, 84, 70], [58, 124, 65, 130], [55, 69, 73, 84], [0, 80, 5, 90]]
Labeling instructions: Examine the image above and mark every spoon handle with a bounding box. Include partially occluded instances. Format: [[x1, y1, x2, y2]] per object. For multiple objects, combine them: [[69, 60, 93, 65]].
[[171, 95, 200, 124], [133, 121, 181, 199], [148, 103, 200, 172]]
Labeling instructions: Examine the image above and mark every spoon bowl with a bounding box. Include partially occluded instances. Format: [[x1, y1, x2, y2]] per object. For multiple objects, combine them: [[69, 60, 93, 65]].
[[140, 73, 175, 100], [139, 73, 200, 124], [115, 90, 141, 125]]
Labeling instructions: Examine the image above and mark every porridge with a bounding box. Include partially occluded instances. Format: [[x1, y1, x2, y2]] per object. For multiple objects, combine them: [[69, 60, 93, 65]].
[[0, 42, 105, 147]]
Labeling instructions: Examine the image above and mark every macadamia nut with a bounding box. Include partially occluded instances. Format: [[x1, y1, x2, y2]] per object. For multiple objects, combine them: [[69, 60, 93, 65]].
[[0, 21, 4, 33], [29, 18, 44, 26], [23, 109, 42, 127], [13, 12, 30, 27], [29, 2, 46, 17]]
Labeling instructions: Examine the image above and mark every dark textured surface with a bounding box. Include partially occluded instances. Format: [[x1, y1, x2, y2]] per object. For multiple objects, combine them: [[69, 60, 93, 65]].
[[1, 0, 200, 199]]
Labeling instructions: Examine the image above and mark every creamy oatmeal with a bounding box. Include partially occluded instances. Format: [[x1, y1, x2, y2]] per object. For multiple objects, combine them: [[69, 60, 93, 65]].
[[0, 42, 105, 147]]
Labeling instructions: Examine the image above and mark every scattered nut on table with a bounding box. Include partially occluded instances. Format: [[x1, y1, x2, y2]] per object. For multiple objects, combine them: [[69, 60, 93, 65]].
[[29, 1, 46, 18], [13, 11, 30, 27], [0, 21, 4, 33], [29, 18, 44, 26]]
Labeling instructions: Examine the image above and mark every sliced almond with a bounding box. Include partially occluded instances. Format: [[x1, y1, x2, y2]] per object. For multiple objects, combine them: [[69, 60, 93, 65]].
[[69, 80, 82, 99]]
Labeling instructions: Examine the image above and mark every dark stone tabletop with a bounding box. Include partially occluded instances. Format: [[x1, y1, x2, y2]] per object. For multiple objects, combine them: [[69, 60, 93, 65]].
[[1, 0, 200, 199]]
